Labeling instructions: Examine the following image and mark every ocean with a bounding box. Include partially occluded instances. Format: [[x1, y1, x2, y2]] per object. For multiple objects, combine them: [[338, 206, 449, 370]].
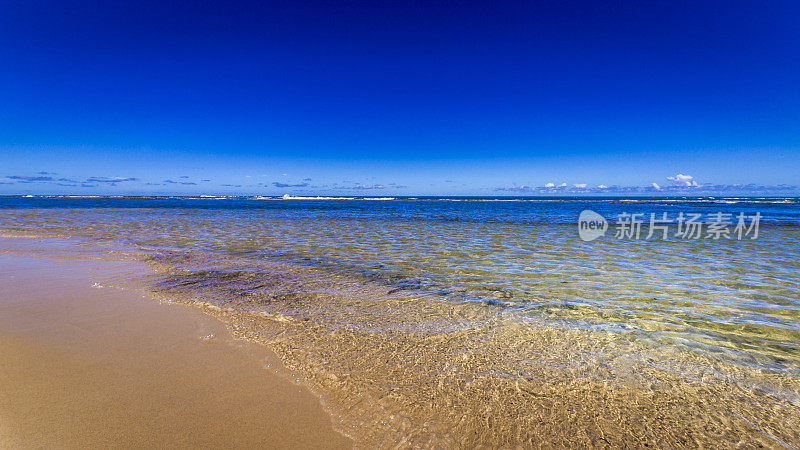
[[1, 195, 799, 446]]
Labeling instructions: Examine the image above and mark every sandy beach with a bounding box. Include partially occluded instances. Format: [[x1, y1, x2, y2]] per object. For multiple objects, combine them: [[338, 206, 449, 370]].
[[0, 244, 351, 448]]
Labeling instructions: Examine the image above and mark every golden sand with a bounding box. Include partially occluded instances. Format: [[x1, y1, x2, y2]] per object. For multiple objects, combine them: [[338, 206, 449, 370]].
[[0, 250, 351, 448]]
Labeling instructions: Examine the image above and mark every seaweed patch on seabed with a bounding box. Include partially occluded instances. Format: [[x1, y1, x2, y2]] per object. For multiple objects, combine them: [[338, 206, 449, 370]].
[[141, 250, 800, 448]]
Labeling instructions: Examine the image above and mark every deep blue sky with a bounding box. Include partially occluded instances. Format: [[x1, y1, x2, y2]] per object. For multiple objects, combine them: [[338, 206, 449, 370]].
[[1, 0, 798, 195]]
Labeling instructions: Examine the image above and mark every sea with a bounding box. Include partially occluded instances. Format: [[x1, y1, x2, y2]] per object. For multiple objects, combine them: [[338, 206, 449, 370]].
[[1, 195, 798, 447]]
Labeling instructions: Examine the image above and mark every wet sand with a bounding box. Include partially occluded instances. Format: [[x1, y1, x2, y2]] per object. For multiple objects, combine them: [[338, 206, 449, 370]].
[[0, 248, 352, 448]]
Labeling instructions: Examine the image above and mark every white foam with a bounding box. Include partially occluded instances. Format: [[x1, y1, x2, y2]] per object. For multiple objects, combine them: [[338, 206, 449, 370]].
[[281, 194, 356, 200]]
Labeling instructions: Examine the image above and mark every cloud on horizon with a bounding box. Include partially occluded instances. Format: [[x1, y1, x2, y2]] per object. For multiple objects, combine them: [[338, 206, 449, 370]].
[[2, 170, 797, 196], [496, 172, 797, 195], [273, 181, 310, 188], [666, 173, 699, 187], [334, 183, 386, 190], [85, 177, 138, 183], [6, 175, 54, 182]]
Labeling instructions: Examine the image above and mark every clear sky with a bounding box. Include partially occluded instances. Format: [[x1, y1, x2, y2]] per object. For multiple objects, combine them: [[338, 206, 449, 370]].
[[1, 0, 798, 196]]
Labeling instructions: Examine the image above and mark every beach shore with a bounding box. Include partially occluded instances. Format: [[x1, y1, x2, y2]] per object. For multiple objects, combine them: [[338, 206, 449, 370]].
[[1, 201, 798, 448], [0, 244, 351, 448]]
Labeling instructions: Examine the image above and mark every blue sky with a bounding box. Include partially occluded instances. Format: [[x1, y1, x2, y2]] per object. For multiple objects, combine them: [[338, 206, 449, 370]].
[[1, 0, 798, 196]]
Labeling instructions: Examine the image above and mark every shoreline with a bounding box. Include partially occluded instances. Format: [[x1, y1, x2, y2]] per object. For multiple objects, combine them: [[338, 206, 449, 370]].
[[0, 243, 352, 448], [2, 232, 799, 447]]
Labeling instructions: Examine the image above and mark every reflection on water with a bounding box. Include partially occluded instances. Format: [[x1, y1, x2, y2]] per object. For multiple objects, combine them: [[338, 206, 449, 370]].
[[1, 197, 799, 446]]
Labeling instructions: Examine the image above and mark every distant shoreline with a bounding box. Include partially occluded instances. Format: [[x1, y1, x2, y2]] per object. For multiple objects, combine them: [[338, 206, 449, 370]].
[[2, 194, 799, 201]]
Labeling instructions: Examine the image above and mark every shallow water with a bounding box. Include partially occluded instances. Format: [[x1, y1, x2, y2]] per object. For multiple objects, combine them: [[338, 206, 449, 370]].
[[1, 196, 799, 446]]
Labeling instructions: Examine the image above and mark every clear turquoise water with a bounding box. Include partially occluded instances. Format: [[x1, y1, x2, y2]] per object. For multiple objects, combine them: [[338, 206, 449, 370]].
[[2, 196, 799, 446]]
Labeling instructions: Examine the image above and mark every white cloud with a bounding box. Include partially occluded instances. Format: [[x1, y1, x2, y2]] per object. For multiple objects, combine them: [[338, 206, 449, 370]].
[[574, 183, 587, 188], [597, 184, 608, 189], [667, 173, 693, 182], [652, 182, 661, 190], [666, 173, 695, 186], [558, 182, 567, 187], [544, 182, 555, 188]]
